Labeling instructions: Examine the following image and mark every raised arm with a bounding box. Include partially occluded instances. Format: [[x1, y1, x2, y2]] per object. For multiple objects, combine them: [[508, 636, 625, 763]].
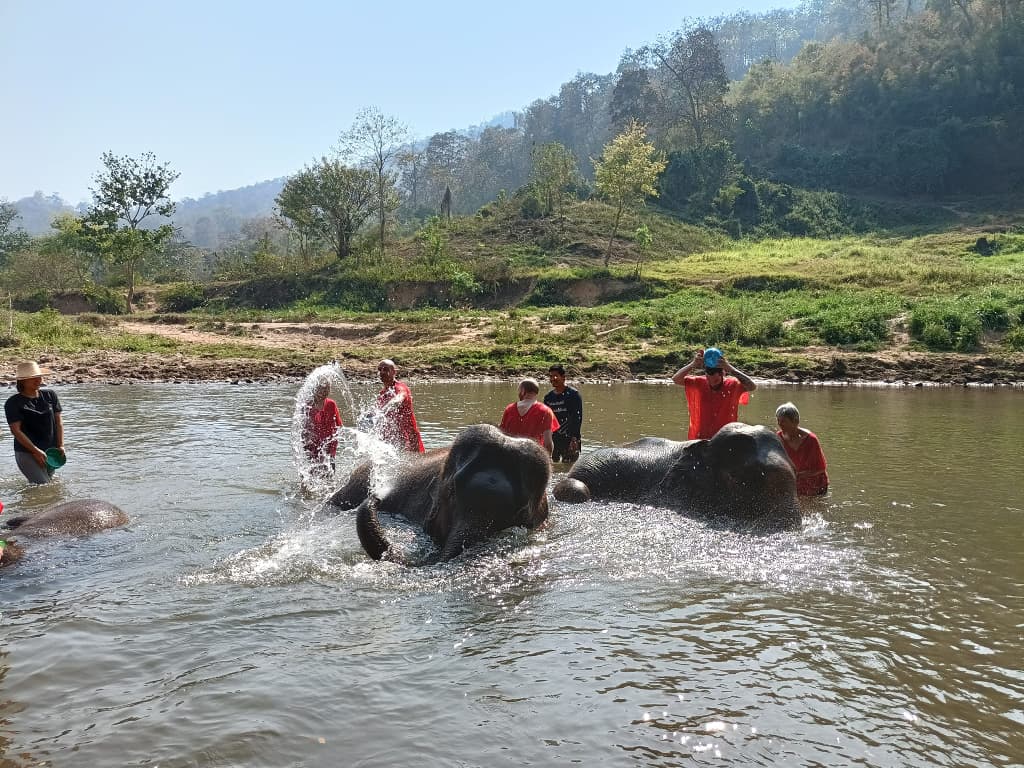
[[671, 351, 705, 386], [722, 358, 757, 392]]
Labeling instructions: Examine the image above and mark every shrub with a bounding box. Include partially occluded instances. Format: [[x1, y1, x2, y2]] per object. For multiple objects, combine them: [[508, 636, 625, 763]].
[[159, 282, 206, 312], [519, 193, 544, 220], [909, 300, 983, 351], [1003, 326, 1024, 351], [82, 286, 126, 314], [974, 299, 1011, 331]]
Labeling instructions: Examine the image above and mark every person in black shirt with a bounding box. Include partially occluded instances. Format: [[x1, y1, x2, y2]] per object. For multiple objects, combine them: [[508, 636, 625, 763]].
[[544, 364, 583, 464], [5, 361, 65, 484]]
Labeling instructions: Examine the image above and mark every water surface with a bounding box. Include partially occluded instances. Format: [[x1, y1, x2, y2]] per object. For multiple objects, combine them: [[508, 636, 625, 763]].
[[1, 381, 1021, 767]]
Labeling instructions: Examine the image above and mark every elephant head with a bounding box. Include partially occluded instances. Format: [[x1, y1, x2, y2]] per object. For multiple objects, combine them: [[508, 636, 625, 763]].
[[347, 424, 551, 562], [425, 425, 550, 559], [554, 422, 800, 532], [659, 422, 800, 530]]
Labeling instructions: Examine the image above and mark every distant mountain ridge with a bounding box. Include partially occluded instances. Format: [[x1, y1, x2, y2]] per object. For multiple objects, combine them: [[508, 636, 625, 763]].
[[173, 178, 286, 248]]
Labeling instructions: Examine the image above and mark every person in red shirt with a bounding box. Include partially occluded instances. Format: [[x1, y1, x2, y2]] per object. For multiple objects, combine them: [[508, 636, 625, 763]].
[[499, 378, 560, 455], [775, 401, 829, 496], [375, 359, 425, 453], [671, 348, 756, 440], [303, 380, 343, 467]]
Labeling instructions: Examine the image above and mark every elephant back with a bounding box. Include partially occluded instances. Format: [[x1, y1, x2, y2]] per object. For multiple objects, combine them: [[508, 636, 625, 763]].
[[3, 499, 128, 537], [563, 438, 681, 503]]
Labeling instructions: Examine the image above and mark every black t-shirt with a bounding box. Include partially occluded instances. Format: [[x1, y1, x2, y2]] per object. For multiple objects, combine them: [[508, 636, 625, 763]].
[[543, 386, 583, 439], [5, 389, 62, 453]]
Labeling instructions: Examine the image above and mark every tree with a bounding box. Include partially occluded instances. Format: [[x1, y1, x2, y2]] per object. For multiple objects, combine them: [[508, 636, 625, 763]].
[[593, 120, 666, 266], [422, 131, 472, 212], [397, 148, 427, 215], [276, 158, 376, 260], [84, 152, 178, 311], [610, 66, 659, 132], [530, 142, 579, 215], [0, 200, 31, 266], [642, 24, 731, 148], [337, 107, 407, 257]]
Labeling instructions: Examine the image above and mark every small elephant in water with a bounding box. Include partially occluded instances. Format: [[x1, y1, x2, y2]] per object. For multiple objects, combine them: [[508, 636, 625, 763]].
[[553, 422, 801, 532], [326, 424, 551, 562], [1, 499, 129, 566]]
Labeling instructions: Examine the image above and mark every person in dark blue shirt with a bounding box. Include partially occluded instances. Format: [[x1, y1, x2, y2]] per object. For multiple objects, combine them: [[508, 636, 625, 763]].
[[543, 364, 583, 464]]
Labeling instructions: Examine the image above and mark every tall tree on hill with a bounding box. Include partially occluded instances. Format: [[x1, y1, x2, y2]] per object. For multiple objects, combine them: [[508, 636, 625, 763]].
[[641, 24, 731, 148], [610, 65, 659, 133], [423, 131, 471, 215], [84, 152, 178, 311], [276, 158, 376, 260], [397, 149, 426, 216], [460, 126, 529, 212], [593, 120, 666, 267], [337, 107, 407, 257]]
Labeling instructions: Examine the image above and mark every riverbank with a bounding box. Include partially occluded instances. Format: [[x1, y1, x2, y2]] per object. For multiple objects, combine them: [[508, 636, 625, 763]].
[[2, 316, 1022, 386]]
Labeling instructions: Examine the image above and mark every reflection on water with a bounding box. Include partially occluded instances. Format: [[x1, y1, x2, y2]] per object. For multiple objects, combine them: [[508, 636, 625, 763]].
[[0, 380, 1021, 767]]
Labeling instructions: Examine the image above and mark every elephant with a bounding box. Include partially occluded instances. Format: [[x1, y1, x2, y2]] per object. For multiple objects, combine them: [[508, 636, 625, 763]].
[[326, 424, 551, 562], [553, 422, 801, 532], [1, 499, 129, 566]]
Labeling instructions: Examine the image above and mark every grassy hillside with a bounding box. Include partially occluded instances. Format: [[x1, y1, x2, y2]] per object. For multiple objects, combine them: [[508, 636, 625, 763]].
[[6, 199, 1024, 383]]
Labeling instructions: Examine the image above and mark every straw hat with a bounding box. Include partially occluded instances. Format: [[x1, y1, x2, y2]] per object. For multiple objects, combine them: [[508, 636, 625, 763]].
[[15, 361, 47, 380]]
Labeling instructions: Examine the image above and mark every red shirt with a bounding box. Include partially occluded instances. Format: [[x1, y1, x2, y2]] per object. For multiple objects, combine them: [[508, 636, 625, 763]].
[[306, 398, 342, 456], [499, 401, 560, 446], [377, 380, 425, 453], [683, 375, 750, 440], [777, 429, 829, 496]]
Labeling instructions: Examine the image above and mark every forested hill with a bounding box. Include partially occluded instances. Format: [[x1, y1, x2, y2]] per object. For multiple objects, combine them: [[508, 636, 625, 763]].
[[172, 179, 286, 248], [9, 0, 1022, 246]]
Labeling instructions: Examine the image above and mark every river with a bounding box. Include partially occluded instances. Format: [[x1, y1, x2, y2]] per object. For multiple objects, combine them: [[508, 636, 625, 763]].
[[1, 380, 1021, 767]]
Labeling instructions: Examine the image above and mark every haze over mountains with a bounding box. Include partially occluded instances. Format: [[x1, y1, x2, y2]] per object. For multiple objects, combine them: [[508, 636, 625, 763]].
[[7, 112, 519, 246]]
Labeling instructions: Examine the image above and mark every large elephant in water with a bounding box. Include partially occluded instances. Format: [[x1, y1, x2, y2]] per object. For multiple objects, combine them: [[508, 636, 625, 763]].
[[1, 499, 129, 566], [553, 422, 801, 532], [326, 424, 551, 562]]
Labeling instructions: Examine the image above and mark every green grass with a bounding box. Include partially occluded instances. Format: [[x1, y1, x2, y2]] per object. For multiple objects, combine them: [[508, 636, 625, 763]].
[[8, 199, 1024, 370]]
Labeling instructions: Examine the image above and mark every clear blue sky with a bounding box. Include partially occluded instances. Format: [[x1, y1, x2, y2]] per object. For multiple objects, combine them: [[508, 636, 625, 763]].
[[2, 0, 792, 205]]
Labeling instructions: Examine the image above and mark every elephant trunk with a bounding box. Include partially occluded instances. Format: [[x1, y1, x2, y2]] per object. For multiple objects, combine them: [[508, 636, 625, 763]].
[[356, 499, 390, 560]]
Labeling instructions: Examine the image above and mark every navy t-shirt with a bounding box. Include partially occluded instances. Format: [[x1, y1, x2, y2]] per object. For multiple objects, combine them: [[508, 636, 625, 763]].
[[543, 386, 583, 439], [5, 389, 62, 453]]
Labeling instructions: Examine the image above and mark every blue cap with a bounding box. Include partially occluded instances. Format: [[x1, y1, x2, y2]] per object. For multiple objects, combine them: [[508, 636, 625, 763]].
[[703, 347, 723, 368]]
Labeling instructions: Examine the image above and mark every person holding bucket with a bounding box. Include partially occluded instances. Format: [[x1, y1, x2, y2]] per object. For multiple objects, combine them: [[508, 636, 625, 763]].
[[671, 347, 756, 440], [4, 361, 65, 484]]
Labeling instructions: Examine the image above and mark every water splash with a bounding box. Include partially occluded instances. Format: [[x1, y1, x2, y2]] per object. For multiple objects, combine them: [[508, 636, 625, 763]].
[[291, 363, 417, 511], [291, 363, 358, 498]]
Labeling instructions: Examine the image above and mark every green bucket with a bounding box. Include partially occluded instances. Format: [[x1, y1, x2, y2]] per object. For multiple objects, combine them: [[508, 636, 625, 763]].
[[45, 447, 66, 470]]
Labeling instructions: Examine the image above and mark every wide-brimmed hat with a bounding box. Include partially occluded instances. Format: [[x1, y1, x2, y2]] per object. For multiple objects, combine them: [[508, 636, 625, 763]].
[[15, 361, 47, 380]]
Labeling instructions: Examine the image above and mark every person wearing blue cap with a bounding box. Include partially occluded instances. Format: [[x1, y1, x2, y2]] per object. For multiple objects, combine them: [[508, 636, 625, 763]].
[[671, 348, 756, 440]]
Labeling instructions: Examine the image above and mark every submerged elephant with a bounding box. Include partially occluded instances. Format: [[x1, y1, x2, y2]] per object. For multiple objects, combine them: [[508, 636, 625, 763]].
[[553, 422, 801, 532], [1, 499, 129, 566], [326, 424, 551, 562]]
